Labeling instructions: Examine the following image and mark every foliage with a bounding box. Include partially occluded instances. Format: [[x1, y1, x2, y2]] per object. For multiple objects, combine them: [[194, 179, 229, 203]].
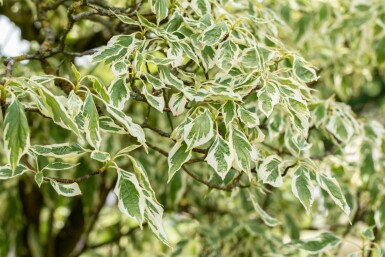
[[0, 0, 385, 256]]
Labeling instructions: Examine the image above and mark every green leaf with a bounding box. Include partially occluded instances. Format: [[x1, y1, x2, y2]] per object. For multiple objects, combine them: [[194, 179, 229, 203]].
[[287, 232, 341, 253], [0, 165, 28, 180], [114, 168, 145, 224], [83, 92, 101, 149], [238, 105, 259, 128], [168, 142, 192, 183], [292, 165, 314, 212], [4, 97, 30, 170], [202, 22, 228, 46], [50, 180, 82, 197], [257, 155, 283, 187], [205, 135, 234, 180], [30, 143, 87, 158], [183, 110, 214, 149], [71, 63, 81, 81], [257, 81, 280, 117], [91, 150, 111, 162], [168, 92, 187, 116], [106, 105, 146, 147], [293, 57, 317, 82], [249, 192, 279, 227], [108, 78, 130, 110], [222, 101, 236, 126], [317, 173, 351, 216], [150, 0, 169, 24], [231, 127, 256, 174], [42, 162, 79, 171], [143, 87, 165, 112]]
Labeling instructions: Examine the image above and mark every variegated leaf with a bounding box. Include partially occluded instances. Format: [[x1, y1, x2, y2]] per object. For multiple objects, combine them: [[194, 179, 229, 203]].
[[183, 110, 214, 150], [3, 97, 30, 170], [205, 135, 234, 180], [167, 142, 192, 182], [83, 92, 101, 149], [258, 155, 283, 187]]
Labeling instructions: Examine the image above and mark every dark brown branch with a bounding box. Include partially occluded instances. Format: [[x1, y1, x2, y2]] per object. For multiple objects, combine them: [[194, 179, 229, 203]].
[[22, 156, 103, 184], [44, 170, 102, 184]]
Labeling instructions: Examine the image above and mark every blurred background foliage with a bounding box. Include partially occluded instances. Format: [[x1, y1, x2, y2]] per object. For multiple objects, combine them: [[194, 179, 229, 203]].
[[0, 0, 385, 257]]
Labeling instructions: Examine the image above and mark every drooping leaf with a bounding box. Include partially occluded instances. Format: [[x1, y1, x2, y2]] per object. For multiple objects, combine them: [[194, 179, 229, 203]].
[[143, 87, 165, 112], [83, 92, 101, 149], [291, 165, 314, 212], [257, 81, 280, 117], [169, 92, 187, 116], [317, 172, 351, 216], [168, 142, 192, 182], [108, 78, 130, 110], [257, 155, 283, 187], [231, 127, 257, 175], [106, 105, 146, 147], [144, 73, 165, 90], [183, 110, 214, 150], [293, 57, 317, 83], [114, 168, 145, 224], [249, 192, 280, 227], [3, 97, 30, 170], [158, 66, 184, 90], [31, 83, 80, 136], [205, 135, 234, 180]]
